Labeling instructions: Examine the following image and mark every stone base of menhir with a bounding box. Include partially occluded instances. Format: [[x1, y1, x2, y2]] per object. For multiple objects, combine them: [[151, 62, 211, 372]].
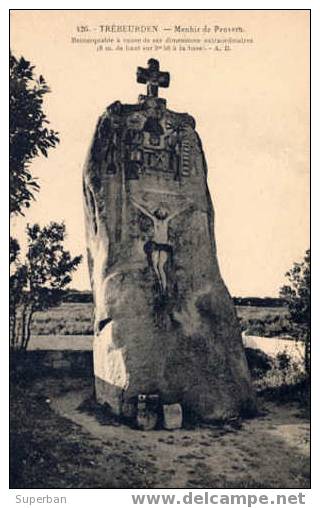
[[92, 275, 256, 429]]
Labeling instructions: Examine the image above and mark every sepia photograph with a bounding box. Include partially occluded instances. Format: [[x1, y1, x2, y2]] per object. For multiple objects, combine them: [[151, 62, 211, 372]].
[[9, 9, 310, 491]]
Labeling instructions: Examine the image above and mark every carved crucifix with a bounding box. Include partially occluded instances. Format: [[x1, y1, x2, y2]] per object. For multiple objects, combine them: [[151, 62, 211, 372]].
[[131, 197, 194, 295], [136, 59, 170, 98]]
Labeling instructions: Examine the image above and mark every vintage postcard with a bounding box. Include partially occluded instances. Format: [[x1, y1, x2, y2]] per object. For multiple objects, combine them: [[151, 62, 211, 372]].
[[9, 9, 310, 494]]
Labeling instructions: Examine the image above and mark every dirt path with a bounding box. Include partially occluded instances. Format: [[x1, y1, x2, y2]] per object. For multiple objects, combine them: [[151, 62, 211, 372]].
[[44, 378, 310, 489]]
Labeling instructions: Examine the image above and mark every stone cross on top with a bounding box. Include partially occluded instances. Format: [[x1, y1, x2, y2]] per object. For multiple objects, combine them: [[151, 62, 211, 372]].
[[137, 59, 170, 98]]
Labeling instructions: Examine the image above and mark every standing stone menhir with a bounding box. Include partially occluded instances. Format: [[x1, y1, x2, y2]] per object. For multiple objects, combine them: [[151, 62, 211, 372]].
[[83, 58, 256, 426]]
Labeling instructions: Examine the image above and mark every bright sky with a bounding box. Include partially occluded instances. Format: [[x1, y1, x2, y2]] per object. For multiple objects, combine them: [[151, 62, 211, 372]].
[[10, 10, 310, 296]]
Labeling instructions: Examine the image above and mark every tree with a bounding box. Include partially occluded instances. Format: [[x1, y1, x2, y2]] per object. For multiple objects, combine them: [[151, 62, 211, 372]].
[[280, 249, 310, 377], [10, 238, 28, 351], [10, 222, 82, 352], [10, 52, 60, 215]]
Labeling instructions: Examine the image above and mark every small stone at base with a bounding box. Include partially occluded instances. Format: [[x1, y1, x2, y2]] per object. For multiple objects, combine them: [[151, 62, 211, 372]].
[[163, 403, 183, 430], [136, 410, 158, 430]]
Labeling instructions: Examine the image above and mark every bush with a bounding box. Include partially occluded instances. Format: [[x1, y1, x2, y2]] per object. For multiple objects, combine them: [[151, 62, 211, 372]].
[[254, 349, 305, 392], [245, 347, 273, 379], [280, 249, 310, 378], [245, 346, 308, 410]]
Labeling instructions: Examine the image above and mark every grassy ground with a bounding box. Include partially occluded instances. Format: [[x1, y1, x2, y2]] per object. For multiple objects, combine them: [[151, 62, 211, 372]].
[[236, 306, 291, 337], [31, 303, 290, 337], [32, 303, 94, 335], [10, 370, 310, 489]]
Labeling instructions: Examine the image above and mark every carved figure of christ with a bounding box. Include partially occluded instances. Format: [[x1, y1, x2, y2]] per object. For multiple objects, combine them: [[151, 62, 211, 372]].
[[130, 197, 194, 294]]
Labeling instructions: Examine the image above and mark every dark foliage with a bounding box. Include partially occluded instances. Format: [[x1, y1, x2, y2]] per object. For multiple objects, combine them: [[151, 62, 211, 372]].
[[280, 249, 310, 377], [245, 347, 273, 379], [63, 289, 94, 303], [10, 52, 59, 215], [233, 297, 286, 307]]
